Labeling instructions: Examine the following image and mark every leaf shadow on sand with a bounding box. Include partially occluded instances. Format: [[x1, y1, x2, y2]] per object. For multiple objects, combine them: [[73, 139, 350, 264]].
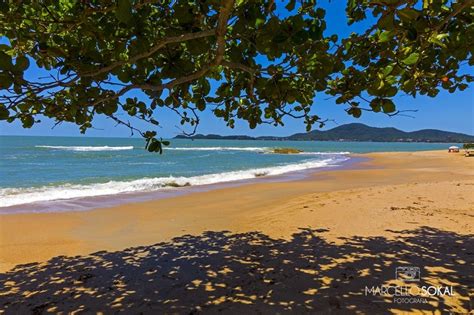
[[1, 227, 472, 314]]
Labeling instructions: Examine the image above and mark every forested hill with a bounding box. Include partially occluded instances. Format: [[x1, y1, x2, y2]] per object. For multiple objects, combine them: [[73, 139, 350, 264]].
[[174, 124, 474, 143]]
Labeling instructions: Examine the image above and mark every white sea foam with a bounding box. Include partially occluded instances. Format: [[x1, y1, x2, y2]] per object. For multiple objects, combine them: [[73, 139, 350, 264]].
[[36, 145, 134, 151], [0, 157, 348, 208]]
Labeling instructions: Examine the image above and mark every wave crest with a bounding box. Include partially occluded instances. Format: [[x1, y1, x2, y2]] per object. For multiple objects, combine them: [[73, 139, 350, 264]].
[[0, 157, 348, 208]]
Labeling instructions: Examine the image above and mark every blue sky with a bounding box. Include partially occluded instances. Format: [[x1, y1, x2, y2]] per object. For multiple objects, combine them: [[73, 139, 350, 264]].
[[1, 1, 473, 138]]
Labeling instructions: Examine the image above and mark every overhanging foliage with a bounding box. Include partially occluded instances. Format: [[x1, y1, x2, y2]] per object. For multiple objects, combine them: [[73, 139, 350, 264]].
[[0, 0, 472, 152]]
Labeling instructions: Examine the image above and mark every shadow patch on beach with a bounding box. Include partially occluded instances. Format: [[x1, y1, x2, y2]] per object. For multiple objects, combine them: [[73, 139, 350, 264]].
[[0, 227, 472, 314]]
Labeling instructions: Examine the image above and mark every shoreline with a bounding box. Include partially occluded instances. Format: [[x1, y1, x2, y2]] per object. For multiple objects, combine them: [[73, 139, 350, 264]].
[[1, 150, 473, 272], [0, 153, 355, 214], [0, 139, 461, 212]]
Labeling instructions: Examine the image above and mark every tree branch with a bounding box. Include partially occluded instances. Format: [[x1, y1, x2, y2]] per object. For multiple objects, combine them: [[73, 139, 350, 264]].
[[215, 0, 235, 65], [90, 0, 236, 106], [80, 29, 216, 77], [129, 0, 235, 90], [435, 0, 474, 32]]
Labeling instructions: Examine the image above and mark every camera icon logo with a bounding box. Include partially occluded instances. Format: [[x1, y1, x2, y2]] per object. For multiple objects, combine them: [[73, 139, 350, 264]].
[[396, 266, 420, 282]]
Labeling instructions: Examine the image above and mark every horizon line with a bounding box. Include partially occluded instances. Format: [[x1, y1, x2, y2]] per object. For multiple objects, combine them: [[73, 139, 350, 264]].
[[1, 123, 473, 139]]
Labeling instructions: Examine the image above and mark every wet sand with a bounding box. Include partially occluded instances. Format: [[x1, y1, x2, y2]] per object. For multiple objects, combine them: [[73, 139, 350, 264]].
[[1, 150, 473, 313]]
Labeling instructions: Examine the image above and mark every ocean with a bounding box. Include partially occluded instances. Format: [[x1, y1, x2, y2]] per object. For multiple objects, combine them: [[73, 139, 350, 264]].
[[0, 135, 452, 213]]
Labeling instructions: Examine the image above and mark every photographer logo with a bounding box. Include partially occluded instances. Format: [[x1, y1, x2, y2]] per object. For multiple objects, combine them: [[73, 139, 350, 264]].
[[364, 266, 454, 304]]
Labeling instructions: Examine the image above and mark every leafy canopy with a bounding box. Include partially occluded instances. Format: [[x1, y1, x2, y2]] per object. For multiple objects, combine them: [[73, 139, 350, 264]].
[[0, 0, 473, 152]]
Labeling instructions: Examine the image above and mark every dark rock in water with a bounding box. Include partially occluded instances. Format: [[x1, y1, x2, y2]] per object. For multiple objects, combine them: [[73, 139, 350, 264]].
[[272, 148, 303, 154]]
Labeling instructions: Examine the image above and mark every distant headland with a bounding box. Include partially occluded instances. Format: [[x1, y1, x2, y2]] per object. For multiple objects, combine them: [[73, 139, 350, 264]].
[[174, 123, 474, 143]]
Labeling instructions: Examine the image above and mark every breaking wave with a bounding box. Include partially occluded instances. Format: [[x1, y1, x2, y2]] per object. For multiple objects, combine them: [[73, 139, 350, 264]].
[[0, 157, 348, 208]]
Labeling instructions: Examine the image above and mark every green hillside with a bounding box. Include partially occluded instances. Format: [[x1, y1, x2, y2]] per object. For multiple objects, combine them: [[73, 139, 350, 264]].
[[175, 124, 474, 143]]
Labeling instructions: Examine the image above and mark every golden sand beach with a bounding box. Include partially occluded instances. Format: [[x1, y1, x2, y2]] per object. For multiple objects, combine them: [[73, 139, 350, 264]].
[[1, 150, 473, 313]]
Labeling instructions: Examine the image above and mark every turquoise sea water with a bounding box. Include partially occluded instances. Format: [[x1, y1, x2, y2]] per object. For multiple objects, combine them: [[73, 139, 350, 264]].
[[0, 135, 454, 211]]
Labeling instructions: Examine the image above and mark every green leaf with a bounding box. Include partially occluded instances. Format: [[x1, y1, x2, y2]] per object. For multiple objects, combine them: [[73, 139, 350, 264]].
[[435, 33, 449, 41], [403, 79, 415, 91], [397, 8, 419, 22], [370, 99, 382, 112], [378, 31, 394, 43], [196, 99, 206, 111], [315, 8, 325, 18], [285, 0, 295, 11], [147, 139, 162, 153], [201, 80, 211, 95], [117, 69, 130, 82], [21, 115, 34, 128], [103, 103, 118, 115], [378, 13, 394, 30], [429, 33, 448, 48], [382, 99, 396, 113], [0, 51, 13, 70], [0, 104, 9, 120], [402, 52, 419, 65], [161, 140, 170, 146], [348, 107, 361, 118], [423, 0, 432, 10], [144, 131, 157, 140], [255, 18, 265, 27], [115, 0, 132, 23], [15, 55, 29, 72], [0, 73, 13, 89], [384, 86, 398, 97], [382, 65, 394, 77]]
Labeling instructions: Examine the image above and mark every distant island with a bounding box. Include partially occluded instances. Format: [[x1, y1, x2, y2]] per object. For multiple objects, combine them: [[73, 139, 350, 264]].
[[175, 123, 474, 143]]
